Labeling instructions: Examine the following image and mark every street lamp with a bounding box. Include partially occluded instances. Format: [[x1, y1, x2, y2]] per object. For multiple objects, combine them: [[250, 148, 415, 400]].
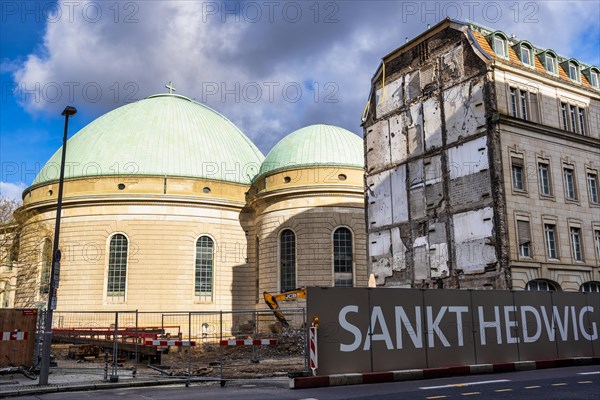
[[39, 105, 77, 385]]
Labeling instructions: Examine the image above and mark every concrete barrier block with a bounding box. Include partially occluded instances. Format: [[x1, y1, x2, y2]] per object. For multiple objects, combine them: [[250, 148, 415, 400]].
[[392, 369, 424, 381], [469, 364, 493, 374], [329, 373, 363, 386], [514, 361, 536, 371]]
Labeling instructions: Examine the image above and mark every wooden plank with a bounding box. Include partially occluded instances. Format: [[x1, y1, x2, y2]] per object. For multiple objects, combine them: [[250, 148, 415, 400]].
[[0, 309, 38, 367]]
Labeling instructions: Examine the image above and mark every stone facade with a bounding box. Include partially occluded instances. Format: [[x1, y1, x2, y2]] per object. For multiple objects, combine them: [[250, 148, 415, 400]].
[[249, 167, 367, 306], [363, 19, 600, 291]]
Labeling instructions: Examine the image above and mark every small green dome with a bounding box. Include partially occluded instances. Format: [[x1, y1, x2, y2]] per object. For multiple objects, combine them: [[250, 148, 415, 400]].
[[33, 94, 264, 186], [258, 124, 364, 177]]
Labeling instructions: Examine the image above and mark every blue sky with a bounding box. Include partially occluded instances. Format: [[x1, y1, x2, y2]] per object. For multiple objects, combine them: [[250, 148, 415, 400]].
[[1, 1, 599, 201]]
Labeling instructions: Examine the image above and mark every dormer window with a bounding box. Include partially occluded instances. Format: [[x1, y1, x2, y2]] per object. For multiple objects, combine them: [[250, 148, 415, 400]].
[[568, 61, 580, 82], [591, 71, 599, 88], [544, 52, 557, 74], [494, 37, 506, 57], [521, 46, 531, 65], [515, 42, 534, 67], [582, 67, 600, 89], [491, 33, 508, 59]]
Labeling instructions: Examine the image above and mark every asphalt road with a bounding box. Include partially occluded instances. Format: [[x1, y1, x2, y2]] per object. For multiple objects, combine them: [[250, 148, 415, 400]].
[[14, 365, 600, 400]]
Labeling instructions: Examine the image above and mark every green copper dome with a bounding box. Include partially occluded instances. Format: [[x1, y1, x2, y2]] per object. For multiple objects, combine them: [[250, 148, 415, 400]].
[[258, 124, 364, 177], [33, 94, 264, 185]]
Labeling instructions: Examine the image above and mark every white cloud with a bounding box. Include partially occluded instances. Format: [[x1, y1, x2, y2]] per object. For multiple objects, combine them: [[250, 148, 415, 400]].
[[11, 1, 599, 155], [0, 182, 26, 202]]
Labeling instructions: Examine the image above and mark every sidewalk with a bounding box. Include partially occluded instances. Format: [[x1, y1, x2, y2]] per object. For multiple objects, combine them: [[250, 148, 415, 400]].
[[0, 367, 220, 398]]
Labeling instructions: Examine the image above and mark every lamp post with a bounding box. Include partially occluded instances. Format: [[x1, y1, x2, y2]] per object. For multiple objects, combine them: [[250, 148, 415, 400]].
[[39, 105, 77, 385]]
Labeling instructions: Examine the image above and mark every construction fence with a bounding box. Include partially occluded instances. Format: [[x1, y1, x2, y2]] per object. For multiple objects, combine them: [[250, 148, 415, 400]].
[[0, 309, 39, 367], [46, 308, 308, 381]]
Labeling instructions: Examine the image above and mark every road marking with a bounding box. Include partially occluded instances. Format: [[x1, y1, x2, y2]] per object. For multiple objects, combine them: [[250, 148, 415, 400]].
[[461, 392, 480, 396], [426, 396, 447, 399], [551, 383, 567, 386], [578, 381, 592, 384], [420, 379, 510, 390], [494, 389, 513, 392], [525, 386, 541, 389], [577, 371, 600, 375]]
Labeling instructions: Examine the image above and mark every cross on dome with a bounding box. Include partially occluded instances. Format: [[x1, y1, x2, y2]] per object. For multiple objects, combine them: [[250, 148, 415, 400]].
[[165, 81, 176, 94]]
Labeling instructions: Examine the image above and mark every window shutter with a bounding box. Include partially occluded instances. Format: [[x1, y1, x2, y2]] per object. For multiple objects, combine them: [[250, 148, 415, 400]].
[[517, 220, 531, 245]]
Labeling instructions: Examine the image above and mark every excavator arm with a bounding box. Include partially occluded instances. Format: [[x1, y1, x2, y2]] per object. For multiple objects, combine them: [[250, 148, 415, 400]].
[[263, 288, 306, 327]]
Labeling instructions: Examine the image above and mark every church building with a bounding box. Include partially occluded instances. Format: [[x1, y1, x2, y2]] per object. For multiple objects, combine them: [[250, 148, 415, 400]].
[[3, 91, 367, 312]]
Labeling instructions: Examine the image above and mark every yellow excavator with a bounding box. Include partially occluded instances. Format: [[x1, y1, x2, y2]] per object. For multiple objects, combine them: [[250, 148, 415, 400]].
[[263, 288, 306, 327]]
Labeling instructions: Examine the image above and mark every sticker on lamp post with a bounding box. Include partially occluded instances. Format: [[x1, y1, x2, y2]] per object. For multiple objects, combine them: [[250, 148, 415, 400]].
[[50, 288, 58, 310]]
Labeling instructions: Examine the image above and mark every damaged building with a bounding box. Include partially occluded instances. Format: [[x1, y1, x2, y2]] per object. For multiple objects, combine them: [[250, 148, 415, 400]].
[[362, 19, 600, 291]]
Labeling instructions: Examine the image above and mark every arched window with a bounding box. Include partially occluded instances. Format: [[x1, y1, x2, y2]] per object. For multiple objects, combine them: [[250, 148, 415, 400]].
[[107, 234, 128, 299], [39, 239, 52, 294], [1, 281, 8, 308], [279, 229, 296, 291], [333, 227, 353, 287], [580, 282, 600, 293], [589, 68, 599, 88], [543, 51, 558, 75], [491, 32, 508, 58], [568, 60, 580, 82], [195, 236, 214, 302], [517, 42, 534, 67], [525, 279, 560, 291]]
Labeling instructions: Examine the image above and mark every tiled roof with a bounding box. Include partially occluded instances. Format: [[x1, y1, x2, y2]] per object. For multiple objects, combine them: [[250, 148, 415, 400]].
[[469, 25, 597, 91]]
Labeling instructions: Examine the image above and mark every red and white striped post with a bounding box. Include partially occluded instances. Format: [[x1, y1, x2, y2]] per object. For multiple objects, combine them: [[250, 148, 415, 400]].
[[309, 325, 318, 375]]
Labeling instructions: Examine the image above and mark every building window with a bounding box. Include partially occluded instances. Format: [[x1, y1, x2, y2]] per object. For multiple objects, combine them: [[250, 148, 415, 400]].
[[494, 36, 507, 58], [538, 162, 552, 196], [544, 223, 558, 259], [508, 87, 537, 121], [569, 105, 577, 133], [563, 167, 577, 201], [517, 220, 531, 257], [39, 239, 52, 295], [545, 53, 557, 74], [509, 87, 518, 117], [526, 279, 559, 291], [561, 103, 568, 131], [519, 91, 528, 120], [333, 227, 353, 287], [570, 227, 583, 262], [591, 71, 599, 88], [595, 230, 600, 261], [107, 234, 128, 298], [569, 63, 579, 81], [581, 282, 600, 293], [0, 283, 8, 308], [521, 46, 532, 66], [255, 236, 260, 303], [280, 229, 296, 292], [578, 108, 586, 135], [195, 236, 214, 302], [588, 173, 599, 203], [511, 158, 525, 191]]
